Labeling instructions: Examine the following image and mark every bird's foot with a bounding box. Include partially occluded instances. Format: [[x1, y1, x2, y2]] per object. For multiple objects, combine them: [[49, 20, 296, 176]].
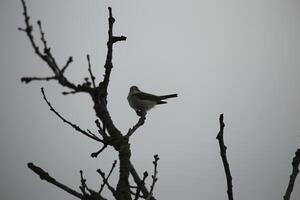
[[136, 110, 147, 118]]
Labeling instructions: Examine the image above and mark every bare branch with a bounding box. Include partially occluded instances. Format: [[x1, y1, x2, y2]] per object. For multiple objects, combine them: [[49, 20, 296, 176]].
[[129, 162, 156, 200], [19, 0, 45, 62], [79, 170, 88, 197], [61, 90, 79, 95], [126, 116, 146, 138], [112, 36, 127, 43], [80, 170, 108, 200], [94, 119, 110, 141], [37, 20, 49, 53], [61, 56, 73, 74], [216, 114, 234, 200], [100, 6, 126, 98], [97, 161, 117, 198], [87, 129, 101, 140], [134, 171, 148, 200], [20, 0, 90, 93], [146, 155, 159, 200], [87, 54, 96, 88], [21, 76, 56, 84], [41, 87, 102, 142], [91, 144, 108, 158], [98, 160, 117, 194], [27, 162, 83, 199], [283, 148, 300, 200], [36, 20, 61, 74]]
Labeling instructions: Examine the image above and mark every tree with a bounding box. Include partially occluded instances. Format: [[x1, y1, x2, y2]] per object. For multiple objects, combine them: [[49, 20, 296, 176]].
[[19, 1, 300, 200], [19, 0, 156, 199]]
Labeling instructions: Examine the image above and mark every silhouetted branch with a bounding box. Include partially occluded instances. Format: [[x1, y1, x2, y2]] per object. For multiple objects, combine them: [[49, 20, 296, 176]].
[[126, 116, 146, 137], [36, 20, 61, 74], [97, 161, 117, 198], [146, 155, 159, 200], [216, 114, 234, 200], [21, 76, 56, 83], [87, 129, 101, 140], [283, 148, 300, 200], [133, 171, 148, 200], [91, 144, 108, 158], [100, 7, 126, 97], [19, 0, 46, 63], [87, 54, 96, 88], [27, 162, 83, 199], [98, 160, 117, 194], [79, 170, 88, 197], [19, 0, 91, 93], [61, 90, 79, 95], [37, 20, 49, 52], [61, 56, 73, 74], [80, 170, 108, 200], [87, 7, 132, 200], [94, 119, 110, 140], [129, 162, 156, 200], [41, 87, 102, 142], [112, 36, 127, 43]]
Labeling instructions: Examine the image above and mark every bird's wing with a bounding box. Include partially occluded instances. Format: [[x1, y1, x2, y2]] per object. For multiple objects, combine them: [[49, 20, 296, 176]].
[[134, 92, 160, 101]]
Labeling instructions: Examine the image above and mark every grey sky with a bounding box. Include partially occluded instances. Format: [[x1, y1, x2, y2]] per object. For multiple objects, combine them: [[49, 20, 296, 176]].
[[1, 0, 300, 199]]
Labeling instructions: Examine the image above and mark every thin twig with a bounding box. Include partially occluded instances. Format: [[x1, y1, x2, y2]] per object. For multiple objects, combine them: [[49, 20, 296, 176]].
[[87, 129, 100, 140], [283, 148, 300, 200], [21, 76, 56, 84], [20, 0, 90, 93], [19, 0, 45, 62], [98, 160, 117, 194], [87, 54, 96, 88], [37, 20, 49, 52], [36, 20, 60, 74], [134, 171, 148, 200], [80, 170, 107, 200], [27, 162, 83, 199], [129, 162, 156, 200], [126, 115, 146, 137], [41, 87, 102, 142], [61, 90, 78, 95], [94, 119, 110, 141], [61, 56, 73, 74], [146, 155, 159, 200], [216, 114, 234, 200], [79, 170, 87, 196], [91, 144, 108, 158]]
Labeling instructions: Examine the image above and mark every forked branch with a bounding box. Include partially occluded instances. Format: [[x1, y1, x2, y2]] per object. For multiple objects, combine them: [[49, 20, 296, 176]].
[[19, 0, 91, 93], [97, 160, 117, 198], [146, 155, 159, 200], [41, 87, 102, 142]]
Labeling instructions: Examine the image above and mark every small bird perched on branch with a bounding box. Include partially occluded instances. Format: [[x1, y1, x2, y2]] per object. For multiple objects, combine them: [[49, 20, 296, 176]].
[[127, 86, 178, 116]]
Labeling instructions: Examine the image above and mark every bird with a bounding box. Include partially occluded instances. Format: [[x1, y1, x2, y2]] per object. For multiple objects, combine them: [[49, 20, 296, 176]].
[[127, 86, 178, 116]]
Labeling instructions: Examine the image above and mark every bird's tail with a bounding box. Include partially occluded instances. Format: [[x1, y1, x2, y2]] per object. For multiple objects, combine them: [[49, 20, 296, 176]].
[[159, 94, 178, 99]]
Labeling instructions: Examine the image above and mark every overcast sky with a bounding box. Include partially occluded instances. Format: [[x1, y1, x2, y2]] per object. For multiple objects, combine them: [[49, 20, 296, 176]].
[[1, 0, 300, 199]]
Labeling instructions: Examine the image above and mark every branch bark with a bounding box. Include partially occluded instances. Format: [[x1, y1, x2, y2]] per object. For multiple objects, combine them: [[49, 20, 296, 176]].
[[216, 114, 234, 200], [27, 163, 85, 199], [283, 148, 300, 200]]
